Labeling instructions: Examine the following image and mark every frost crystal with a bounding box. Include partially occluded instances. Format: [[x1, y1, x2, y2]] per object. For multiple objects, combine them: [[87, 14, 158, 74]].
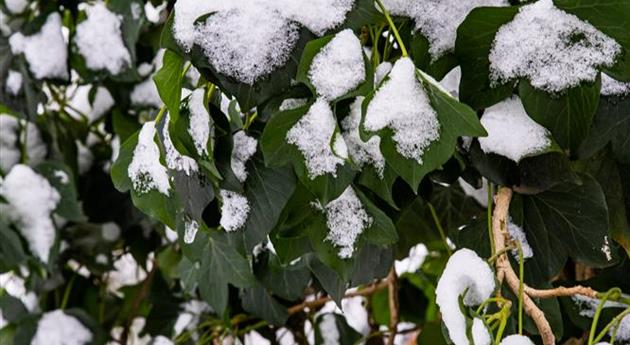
[[5, 70, 22, 95], [341, 97, 385, 176], [231, 131, 258, 183], [319, 314, 340, 345], [31, 310, 92, 345], [436, 248, 495, 345], [364, 58, 440, 163], [322, 187, 373, 259], [287, 99, 345, 178], [601, 74, 630, 96], [128, 121, 170, 195], [9, 13, 68, 80], [507, 220, 533, 260], [194, 5, 299, 85], [187, 89, 212, 156], [0, 165, 60, 263], [219, 190, 250, 232], [162, 114, 199, 175], [499, 335, 535, 345], [479, 97, 551, 162], [184, 220, 199, 244], [472, 318, 491, 345], [383, 0, 507, 60], [309, 29, 365, 100], [273, 0, 355, 36], [75, 2, 131, 75], [489, 0, 621, 93]]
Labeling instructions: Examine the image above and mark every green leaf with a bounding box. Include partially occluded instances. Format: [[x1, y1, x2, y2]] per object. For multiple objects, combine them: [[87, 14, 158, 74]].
[[0, 296, 28, 324], [519, 78, 601, 154], [153, 50, 184, 121], [241, 287, 289, 326], [553, 0, 630, 80], [0, 220, 26, 271], [243, 156, 296, 251], [455, 6, 519, 109], [512, 174, 614, 278], [258, 254, 311, 301], [355, 188, 398, 246], [577, 92, 630, 163], [306, 255, 347, 306]]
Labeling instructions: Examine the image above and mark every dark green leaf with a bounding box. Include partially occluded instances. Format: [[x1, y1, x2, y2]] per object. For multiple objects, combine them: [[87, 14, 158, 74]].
[[153, 50, 184, 121], [241, 287, 289, 326]]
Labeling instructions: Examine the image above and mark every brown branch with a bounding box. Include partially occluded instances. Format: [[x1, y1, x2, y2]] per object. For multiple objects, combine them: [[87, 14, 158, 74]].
[[287, 279, 390, 315], [492, 187, 555, 345], [119, 262, 157, 345], [524, 285, 598, 299], [387, 268, 399, 345]]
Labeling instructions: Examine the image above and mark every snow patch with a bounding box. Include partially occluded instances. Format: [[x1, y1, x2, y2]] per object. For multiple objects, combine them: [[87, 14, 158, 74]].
[[128, 121, 171, 195], [309, 29, 365, 100], [341, 97, 385, 176], [231, 131, 258, 183], [161, 114, 198, 175], [5, 70, 22, 95], [436, 248, 496, 345], [319, 314, 340, 345], [601, 74, 630, 97], [479, 97, 551, 162], [500, 335, 535, 345], [489, 0, 620, 93], [219, 190, 250, 232], [184, 220, 199, 244], [131, 78, 162, 108], [31, 310, 92, 345], [273, 0, 355, 36], [472, 318, 491, 345], [75, 2, 131, 75], [68, 85, 115, 123], [364, 58, 440, 163], [395, 243, 428, 275], [507, 219, 534, 260], [287, 99, 345, 178], [458, 178, 488, 208], [279, 98, 308, 111], [9, 13, 68, 79], [5, 0, 28, 14], [0, 165, 60, 263]]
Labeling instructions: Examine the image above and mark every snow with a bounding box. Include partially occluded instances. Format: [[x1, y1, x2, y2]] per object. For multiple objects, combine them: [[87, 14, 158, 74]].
[[231, 131, 258, 183], [219, 190, 250, 232], [5, 70, 22, 95], [571, 295, 625, 318], [107, 253, 148, 293], [342, 97, 385, 177], [5, 0, 28, 14], [439, 67, 461, 99], [333, 133, 348, 159], [76, 140, 94, 174], [472, 318, 491, 345], [184, 220, 199, 244], [601, 74, 630, 96], [374, 61, 392, 85], [507, 219, 533, 260], [131, 78, 162, 108], [279, 98, 308, 111], [74, 2, 131, 75], [162, 113, 199, 175], [128, 121, 171, 195], [145, 1, 166, 24], [321, 187, 373, 259], [458, 178, 488, 208], [31, 310, 92, 345], [383, 0, 507, 60], [319, 314, 340, 345], [489, 0, 621, 93], [0, 165, 60, 263], [287, 99, 345, 178], [341, 295, 369, 335], [364, 58, 440, 163], [172, 0, 235, 52], [601, 236, 612, 262], [68, 85, 115, 123], [53, 170, 69, 184], [9, 13, 68, 80], [436, 248, 496, 345], [500, 335, 535, 345], [151, 336, 173, 345], [0, 115, 46, 172], [395, 243, 428, 275], [0, 272, 38, 312], [612, 314, 630, 341], [273, 0, 355, 36], [309, 29, 365, 100], [479, 97, 551, 162], [193, 4, 299, 85], [131, 2, 143, 19]]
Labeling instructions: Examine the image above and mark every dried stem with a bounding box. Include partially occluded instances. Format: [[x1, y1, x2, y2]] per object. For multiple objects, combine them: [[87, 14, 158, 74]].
[[387, 268, 399, 345]]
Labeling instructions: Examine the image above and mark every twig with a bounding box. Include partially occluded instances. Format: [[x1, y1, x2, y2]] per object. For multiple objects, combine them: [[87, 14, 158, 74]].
[[492, 187, 555, 345], [387, 268, 399, 345], [287, 279, 390, 315], [119, 262, 158, 345]]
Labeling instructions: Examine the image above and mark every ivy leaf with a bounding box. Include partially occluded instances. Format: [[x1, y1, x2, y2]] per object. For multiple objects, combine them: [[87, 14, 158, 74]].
[[35, 161, 84, 222], [306, 255, 347, 306], [357, 165, 399, 209], [455, 6, 519, 110], [243, 156, 297, 251], [553, 0, 630, 80], [577, 93, 630, 163], [519, 78, 601, 154], [0, 219, 26, 271], [257, 254, 311, 301], [241, 287, 289, 326], [511, 174, 614, 279], [153, 50, 184, 121]]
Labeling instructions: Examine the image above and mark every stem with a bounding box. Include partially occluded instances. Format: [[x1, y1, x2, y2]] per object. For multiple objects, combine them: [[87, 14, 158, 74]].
[[60, 273, 76, 309], [488, 182, 495, 257], [588, 288, 621, 345], [516, 240, 524, 335], [594, 307, 630, 344], [387, 268, 399, 345], [374, 0, 408, 57], [155, 105, 167, 124], [427, 202, 452, 255]]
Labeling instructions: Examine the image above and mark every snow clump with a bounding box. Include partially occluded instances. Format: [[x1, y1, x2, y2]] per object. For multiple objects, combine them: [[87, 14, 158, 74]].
[[128, 121, 171, 195], [219, 190, 250, 232]]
